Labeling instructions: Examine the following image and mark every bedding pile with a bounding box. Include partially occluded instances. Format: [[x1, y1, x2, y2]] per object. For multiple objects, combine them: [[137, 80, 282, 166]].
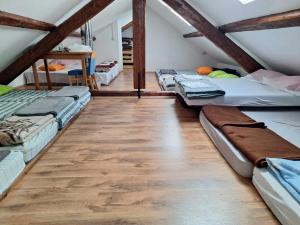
[[202, 106, 300, 167], [175, 75, 225, 99], [96, 61, 118, 72]]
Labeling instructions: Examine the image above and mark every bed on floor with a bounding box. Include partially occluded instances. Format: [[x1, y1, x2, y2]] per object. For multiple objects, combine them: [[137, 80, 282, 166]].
[[176, 75, 300, 107], [0, 150, 25, 195], [0, 90, 52, 120], [24, 63, 119, 86], [155, 69, 198, 91], [200, 109, 300, 177], [0, 115, 58, 162]]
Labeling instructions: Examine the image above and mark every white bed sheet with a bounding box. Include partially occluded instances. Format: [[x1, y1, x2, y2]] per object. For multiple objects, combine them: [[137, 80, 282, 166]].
[[176, 77, 300, 107], [253, 168, 300, 225], [0, 151, 25, 194], [24, 64, 119, 86], [200, 109, 300, 177]]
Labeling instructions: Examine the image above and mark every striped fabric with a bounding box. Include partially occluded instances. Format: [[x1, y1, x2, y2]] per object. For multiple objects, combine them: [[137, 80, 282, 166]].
[[0, 90, 52, 103], [0, 102, 29, 120], [0, 90, 53, 120]]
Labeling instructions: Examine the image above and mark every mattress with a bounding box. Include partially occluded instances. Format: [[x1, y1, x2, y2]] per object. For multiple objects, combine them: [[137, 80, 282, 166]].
[[0, 116, 58, 162], [95, 63, 119, 85], [25, 64, 119, 86], [253, 168, 300, 225], [57, 101, 81, 129], [0, 151, 25, 194], [79, 92, 91, 109], [156, 70, 198, 91], [0, 90, 51, 103], [0, 102, 28, 120], [176, 77, 300, 106], [200, 109, 300, 177]]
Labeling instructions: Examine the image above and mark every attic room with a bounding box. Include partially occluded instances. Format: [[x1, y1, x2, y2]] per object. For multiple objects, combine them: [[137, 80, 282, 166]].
[[0, 0, 299, 224]]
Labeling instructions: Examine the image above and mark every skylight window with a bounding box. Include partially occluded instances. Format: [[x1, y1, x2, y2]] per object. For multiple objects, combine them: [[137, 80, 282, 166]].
[[239, 0, 255, 4], [158, 0, 192, 26]]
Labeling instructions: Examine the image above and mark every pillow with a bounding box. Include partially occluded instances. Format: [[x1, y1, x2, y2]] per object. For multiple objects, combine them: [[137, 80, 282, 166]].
[[208, 70, 226, 78], [215, 74, 239, 79], [196, 66, 213, 75], [246, 69, 284, 82], [39, 64, 65, 71], [0, 85, 14, 96]]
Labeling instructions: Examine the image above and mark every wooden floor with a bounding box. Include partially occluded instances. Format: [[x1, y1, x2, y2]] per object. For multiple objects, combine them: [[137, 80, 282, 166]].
[[100, 69, 162, 91], [0, 97, 279, 225]]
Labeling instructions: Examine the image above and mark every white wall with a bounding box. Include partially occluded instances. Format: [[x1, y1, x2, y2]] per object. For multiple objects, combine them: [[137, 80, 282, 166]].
[[122, 27, 133, 38], [145, 7, 215, 72], [93, 22, 121, 65]]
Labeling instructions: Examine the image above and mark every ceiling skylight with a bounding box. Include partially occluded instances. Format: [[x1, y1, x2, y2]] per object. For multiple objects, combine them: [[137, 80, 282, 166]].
[[158, 0, 192, 26], [239, 0, 255, 4]]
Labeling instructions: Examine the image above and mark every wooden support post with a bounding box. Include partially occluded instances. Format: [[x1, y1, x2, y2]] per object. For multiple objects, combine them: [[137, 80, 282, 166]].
[[133, 0, 146, 90], [43, 59, 52, 90], [32, 63, 40, 90]]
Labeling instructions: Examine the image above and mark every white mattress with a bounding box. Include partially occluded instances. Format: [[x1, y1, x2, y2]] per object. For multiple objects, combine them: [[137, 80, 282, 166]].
[[95, 63, 119, 85], [0, 151, 25, 194], [0, 117, 58, 163], [253, 168, 300, 225], [25, 64, 119, 86], [176, 77, 300, 106], [58, 101, 81, 129], [200, 109, 300, 177]]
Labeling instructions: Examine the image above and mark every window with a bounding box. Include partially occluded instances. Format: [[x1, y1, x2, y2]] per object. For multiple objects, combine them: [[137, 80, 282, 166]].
[[239, 0, 255, 4]]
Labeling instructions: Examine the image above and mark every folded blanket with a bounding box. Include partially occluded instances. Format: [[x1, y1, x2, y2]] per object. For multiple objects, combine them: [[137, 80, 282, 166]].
[[0, 150, 10, 161], [39, 64, 65, 71], [0, 85, 14, 96], [160, 69, 177, 75], [202, 106, 300, 167], [15, 97, 74, 117], [176, 77, 225, 99], [48, 86, 89, 100], [267, 158, 300, 204], [0, 115, 54, 146]]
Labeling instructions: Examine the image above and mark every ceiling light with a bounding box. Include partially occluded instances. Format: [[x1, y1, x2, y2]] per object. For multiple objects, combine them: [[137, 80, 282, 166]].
[[239, 0, 255, 4]]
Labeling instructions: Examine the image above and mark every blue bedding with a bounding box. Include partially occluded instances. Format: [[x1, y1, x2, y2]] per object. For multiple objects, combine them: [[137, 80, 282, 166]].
[[267, 158, 300, 204]]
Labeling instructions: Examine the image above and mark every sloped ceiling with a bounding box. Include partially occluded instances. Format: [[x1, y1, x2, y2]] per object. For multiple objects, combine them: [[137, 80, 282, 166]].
[[0, 0, 82, 72]]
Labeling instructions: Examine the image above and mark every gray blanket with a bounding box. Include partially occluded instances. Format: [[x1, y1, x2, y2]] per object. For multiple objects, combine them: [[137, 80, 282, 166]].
[[15, 96, 74, 117], [0, 150, 10, 161], [175, 75, 225, 99], [48, 86, 89, 100]]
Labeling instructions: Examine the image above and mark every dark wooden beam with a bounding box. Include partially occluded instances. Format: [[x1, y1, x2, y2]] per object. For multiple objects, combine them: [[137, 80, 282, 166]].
[[183, 31, 203, 38], [0, 0, 114, 84], [133, 0, 146, 89], [0, 10, 56, 31], [183, 8, 300, 38], [122, 21, 133, 32], [220, 8, 300, 33], [163, 0, 264, 73]]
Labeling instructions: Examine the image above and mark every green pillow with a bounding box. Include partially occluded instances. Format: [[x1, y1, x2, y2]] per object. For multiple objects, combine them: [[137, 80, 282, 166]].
[[0, 85, 14, 96], [215, 74, 239, 79], [208, 70, 226, 78]]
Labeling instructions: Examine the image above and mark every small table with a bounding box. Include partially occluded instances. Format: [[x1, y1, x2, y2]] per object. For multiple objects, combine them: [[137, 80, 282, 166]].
[[32, 51, 92, 90]]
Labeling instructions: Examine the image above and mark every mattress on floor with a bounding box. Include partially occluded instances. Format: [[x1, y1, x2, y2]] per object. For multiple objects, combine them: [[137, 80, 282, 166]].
[[57, 101, 81, 130], [156, 69, 198, 91], [79, 92, 91, 109], [200, 109, 300, 177], [0, 115, 58, 163], [95, 63, 119, 85], [0, 90, 52, 103], [0, 102, 28, 120], [176, 77, 300, 106], [0, 151, 25, 194], [253, 167, 300, 225]]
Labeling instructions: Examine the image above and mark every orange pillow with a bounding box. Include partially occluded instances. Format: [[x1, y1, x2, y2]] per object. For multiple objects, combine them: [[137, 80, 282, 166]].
[[39, 64, 65, 71], [196, 66, 213, 75]]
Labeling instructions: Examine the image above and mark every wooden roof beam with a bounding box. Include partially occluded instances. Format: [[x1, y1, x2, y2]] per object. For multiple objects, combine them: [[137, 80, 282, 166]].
[[163, 0, 264, 73], [183, 8, 300, 38], [0, 10, 56, 31], [220, 8, 300, 33], [0, 0, 114, 84]]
